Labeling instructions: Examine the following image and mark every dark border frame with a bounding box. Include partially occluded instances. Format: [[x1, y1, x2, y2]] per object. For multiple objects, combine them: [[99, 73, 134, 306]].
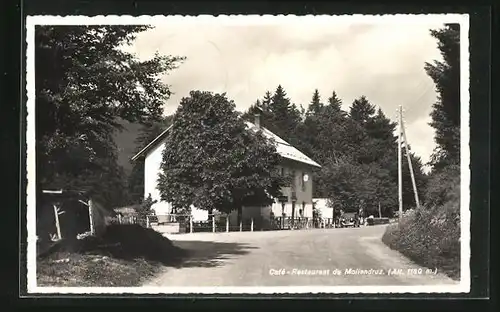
[[4, 0, 492, 309]]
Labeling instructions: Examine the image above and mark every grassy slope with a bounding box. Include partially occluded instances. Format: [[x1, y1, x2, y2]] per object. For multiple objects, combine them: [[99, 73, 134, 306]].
[[38, 252, 160, 287], [37, 224, 186, 287], [381, 184, 461, 280]]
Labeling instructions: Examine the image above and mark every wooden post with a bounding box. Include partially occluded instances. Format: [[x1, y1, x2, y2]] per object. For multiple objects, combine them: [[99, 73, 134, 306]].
[[398, 105, 403, 223], [281, 203, 285, 229], [88, 199, 95, 235], [118, 214, 122, 224], [212, 216, 216, 233], [146, 215, 150, 228], [401, 117, 421, 210], [378, 202, 382, 218], [251, 218, 254, 232], [53, 203, 62, 240], [239, 220, 242, 232], [226, 216, 229, 233], [190, 216, 193, 233]]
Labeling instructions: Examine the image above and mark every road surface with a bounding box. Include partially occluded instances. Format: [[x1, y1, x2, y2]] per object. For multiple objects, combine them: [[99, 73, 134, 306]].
[[145, 225, 458, 287]]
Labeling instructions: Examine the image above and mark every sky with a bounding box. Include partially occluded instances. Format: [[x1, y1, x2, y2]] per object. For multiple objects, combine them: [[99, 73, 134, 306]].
[[124, 18, 446, 171]]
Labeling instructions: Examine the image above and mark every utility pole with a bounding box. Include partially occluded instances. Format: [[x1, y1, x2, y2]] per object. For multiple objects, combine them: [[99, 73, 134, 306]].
[[401, 115, 421, 210], [398, 106, 403, 223]]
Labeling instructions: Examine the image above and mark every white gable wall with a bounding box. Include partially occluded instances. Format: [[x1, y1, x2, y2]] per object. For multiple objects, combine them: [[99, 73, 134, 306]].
[[144, 138, 169, 215], [143, 139, 208, 221]]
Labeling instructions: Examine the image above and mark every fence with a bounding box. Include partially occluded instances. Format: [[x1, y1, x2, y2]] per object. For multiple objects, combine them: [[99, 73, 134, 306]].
[[318, 217, 337, 228], [105, 214, 149, 227], [148, 214, 271, 233], [171, 214, 255, 233], [104, 213, 344, 234]]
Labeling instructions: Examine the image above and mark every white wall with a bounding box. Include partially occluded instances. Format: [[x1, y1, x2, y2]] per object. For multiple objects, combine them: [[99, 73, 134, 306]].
[[270, 202, 313, 218], [144, 141, 208, 221], [144, 140, 312, 222], [144, 139, 171, 215], [313, 198, 334, 219]]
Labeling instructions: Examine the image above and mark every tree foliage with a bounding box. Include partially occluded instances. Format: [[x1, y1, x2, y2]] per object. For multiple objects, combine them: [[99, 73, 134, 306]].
[[35, 25, 185, 208], [242, 85, 302, 145], [135, 193, 158, 219], [242, 88, 428, 216], [424, 24, 461, 169], [349, 96, 376, 125], [307, 89, 324, 117], [158, 91, 286, 216]]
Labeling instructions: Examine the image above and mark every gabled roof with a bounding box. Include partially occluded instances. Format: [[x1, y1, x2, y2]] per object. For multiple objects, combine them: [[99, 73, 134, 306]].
[[131, 121, 321, 168], [131, 125, 172, 161], [244, 121, 321, 168]]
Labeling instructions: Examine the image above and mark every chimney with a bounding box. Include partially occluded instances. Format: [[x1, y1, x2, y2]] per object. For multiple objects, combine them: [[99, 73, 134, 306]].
[[254, 106, 262, 129], [254, 112, 261, 129]]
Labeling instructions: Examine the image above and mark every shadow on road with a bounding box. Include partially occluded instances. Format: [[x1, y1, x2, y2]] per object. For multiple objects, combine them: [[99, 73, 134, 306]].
[[44, 225, 258, 270], [172, 240, 258, 268]]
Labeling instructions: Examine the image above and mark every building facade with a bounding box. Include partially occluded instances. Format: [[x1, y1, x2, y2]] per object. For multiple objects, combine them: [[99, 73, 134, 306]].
[[131, 116, 321, 228]]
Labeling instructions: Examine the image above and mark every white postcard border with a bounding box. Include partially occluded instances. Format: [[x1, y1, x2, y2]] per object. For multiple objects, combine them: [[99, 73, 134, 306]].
[[25, 13, 471, 295]]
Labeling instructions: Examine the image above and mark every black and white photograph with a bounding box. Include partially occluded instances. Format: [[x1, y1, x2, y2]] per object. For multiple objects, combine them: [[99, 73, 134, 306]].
[[26, 14, 470, 294]]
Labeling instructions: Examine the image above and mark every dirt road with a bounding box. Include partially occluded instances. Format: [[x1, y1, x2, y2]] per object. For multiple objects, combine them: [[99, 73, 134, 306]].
[[145, 225, 458, 287]]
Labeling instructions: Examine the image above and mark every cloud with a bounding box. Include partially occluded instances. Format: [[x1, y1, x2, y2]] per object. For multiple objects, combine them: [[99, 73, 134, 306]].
[[125, 18, 446, 162], [404, 115, 436, 171]]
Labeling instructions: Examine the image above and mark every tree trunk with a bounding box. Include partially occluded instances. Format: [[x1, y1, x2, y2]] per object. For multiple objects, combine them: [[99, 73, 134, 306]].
[[208, 208, 213, 221]]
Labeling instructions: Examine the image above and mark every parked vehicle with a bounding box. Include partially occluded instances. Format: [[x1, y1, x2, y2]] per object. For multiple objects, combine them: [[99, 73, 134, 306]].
[[339, 212, 360, 228]]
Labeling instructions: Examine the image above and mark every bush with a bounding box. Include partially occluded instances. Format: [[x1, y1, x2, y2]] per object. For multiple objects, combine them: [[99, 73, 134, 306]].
[[41, 224, 187, 265], [382, 180, 460, 280], [136, 194, 157, 219], [424, 164, 460, 208]]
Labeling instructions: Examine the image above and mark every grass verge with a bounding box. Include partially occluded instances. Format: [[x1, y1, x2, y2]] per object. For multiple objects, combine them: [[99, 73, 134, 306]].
[[37, 224, 187, 287], [381, 190, 461, 280]]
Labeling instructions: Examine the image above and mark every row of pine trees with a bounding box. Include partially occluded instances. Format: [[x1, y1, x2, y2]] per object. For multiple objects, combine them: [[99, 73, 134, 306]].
[[240, 87, 427, 217]]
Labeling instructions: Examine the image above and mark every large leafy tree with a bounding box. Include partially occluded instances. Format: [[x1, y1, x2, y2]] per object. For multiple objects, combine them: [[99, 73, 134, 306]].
[[35, 25, 185, 208], [158, 91, 286, 221], [424, 24, 461, 169]]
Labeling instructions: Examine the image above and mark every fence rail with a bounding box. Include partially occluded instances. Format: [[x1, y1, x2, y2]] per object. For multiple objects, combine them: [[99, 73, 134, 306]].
[[108, 212, 347, 234]]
